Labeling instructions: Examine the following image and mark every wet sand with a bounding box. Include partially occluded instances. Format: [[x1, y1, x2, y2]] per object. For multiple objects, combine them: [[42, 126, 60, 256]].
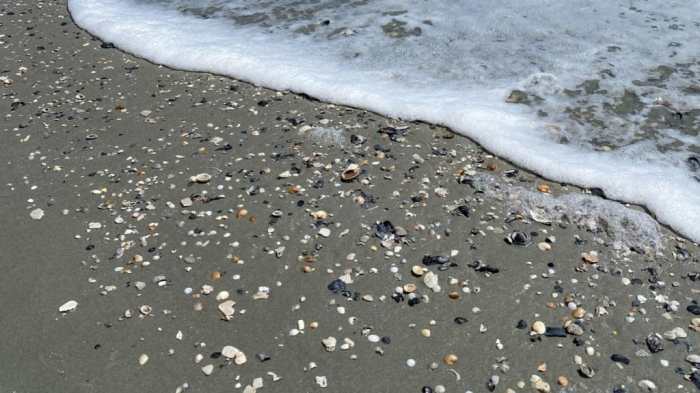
[[1, 2, 699, 393]]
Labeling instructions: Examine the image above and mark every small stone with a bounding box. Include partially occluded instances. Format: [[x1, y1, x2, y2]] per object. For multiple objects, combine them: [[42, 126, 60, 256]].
[[138, 353, 149, 366], [637, 380, 657, 392], [687, 304, 700, 315], [180, 197, 193, 207], [610, 354, 630, 365], [59, 300, 78, 313], [30, 208, 44, 220], [318, 228, 331, 238]]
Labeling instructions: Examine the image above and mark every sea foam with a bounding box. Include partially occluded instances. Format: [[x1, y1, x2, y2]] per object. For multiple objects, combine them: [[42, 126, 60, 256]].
[[68, 0, 700, 242]]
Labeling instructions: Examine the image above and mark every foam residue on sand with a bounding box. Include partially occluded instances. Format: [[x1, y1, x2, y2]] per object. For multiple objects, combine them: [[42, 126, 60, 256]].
[[67, 0, 700, 242]]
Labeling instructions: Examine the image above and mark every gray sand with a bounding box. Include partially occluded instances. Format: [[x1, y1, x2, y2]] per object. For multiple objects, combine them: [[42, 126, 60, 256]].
[[1, 2, 699, 393]]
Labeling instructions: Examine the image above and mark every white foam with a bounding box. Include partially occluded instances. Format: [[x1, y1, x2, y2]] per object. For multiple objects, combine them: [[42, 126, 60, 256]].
[[68, 0, 700, 242]]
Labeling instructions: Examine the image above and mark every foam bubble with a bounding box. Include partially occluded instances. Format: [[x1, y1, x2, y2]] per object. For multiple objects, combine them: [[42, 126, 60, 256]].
[[67, 0, 700, 242]]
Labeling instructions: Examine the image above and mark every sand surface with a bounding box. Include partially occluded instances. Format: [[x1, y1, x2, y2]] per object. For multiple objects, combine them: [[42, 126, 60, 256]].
[[1, 2, 699, 393]]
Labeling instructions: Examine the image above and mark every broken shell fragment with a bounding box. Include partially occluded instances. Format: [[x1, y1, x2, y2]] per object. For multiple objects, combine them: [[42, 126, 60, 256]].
[[190, 173, 211, 183], [310, 210, 328, 220], [218, 300, 236, 320], [443, 354, 458, 366], [340, 163, 360, 182], [59, 300, 78, 313], [222, 345, 247, 365]]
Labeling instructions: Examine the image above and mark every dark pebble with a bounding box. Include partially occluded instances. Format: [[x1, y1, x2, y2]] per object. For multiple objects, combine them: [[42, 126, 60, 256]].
[[646, 333, 664, 353], [422, 255, 450, 265], [454, 317, 468, 325], [327, 279, 346, 293], [687, 303, 700, 315], [544, 327, 567, 337], [610, 354, 630, 365]]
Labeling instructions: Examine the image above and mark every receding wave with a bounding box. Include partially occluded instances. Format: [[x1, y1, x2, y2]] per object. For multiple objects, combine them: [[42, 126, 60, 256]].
[[68, 0, 700, 242]]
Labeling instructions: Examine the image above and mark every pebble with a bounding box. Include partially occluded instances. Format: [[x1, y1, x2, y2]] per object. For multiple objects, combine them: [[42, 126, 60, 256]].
[[201, 364, 214, 376], [637, 380, 657, 392], [29, 208, 44, 220], [138, 353, 149, 366]]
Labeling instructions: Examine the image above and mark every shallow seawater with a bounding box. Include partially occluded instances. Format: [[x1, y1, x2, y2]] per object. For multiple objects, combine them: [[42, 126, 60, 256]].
[[68, 0, 700, 241]]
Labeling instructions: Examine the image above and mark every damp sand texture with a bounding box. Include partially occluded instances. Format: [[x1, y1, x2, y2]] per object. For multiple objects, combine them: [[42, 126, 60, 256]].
[[2, 2, 700, 393]]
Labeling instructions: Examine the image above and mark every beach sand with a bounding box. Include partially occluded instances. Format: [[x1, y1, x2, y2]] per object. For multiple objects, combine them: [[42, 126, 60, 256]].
[[1, 2, 699, 393]]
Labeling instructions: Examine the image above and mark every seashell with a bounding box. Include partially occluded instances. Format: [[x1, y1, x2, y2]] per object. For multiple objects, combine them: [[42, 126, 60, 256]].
[[340, 163, 360, 182], [411, 265, 425, 276], [59, 300, 78, 313], [218, 300, 236, 320], [529, 208, 552, 224], [310, 210, 328, 220], [190, 173, 211, 183], [221, 345, 247, 365], [139, 304, 152, 315], [506, 231, 531, 246], [443, 354, 458, 366]]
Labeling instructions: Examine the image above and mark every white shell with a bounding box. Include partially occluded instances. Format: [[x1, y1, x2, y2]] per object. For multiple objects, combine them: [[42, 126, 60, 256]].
[[59, 300, 78, 313], [190, 173, 212, 183]]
